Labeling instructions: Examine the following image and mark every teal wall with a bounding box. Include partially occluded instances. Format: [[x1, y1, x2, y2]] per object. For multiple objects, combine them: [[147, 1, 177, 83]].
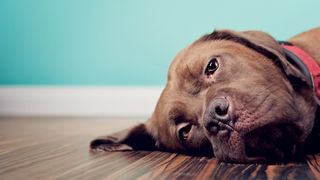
[[0, 0, 319, 86]]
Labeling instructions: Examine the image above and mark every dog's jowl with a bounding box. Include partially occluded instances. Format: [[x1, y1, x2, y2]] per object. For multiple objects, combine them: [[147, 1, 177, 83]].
[[91, 28, 320, 163]]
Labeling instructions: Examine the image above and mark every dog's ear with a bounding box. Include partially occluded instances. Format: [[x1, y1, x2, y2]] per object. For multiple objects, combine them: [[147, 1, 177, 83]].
[[231, 30, 308, 86], [90, 123, 156, 152]]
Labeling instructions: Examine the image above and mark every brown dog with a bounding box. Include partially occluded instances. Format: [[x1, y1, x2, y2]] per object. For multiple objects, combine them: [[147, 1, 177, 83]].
[[91, 28, 320, 163]]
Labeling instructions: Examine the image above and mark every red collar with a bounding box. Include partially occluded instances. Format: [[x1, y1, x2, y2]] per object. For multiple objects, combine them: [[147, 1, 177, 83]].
[[281, 44, 320, 104]]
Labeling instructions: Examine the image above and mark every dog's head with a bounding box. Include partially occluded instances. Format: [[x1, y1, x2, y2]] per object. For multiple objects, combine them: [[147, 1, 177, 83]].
[[91, 30, 318, 162]]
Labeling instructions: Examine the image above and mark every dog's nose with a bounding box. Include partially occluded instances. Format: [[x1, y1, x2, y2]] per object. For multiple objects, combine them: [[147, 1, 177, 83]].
[[211, 97, 230, 121], [204, 97, 233, 135]]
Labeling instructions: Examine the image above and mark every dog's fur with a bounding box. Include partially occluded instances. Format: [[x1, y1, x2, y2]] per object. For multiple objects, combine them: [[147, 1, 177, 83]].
[[91, 28, 320, 163]]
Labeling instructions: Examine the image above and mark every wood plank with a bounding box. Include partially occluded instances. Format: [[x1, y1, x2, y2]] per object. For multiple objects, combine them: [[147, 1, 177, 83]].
[[0, 117, 319, 179]]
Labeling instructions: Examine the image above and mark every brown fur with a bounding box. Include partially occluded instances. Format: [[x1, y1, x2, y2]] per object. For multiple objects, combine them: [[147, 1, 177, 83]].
[[91, 28, 320, 163]]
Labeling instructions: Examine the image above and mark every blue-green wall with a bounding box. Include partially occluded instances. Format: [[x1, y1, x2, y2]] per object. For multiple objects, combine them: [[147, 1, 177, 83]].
[[0, 0, 319, 85]]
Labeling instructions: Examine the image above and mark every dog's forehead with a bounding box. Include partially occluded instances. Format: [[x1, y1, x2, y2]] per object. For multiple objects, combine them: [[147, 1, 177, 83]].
[[168, 41, 217, 82], [169, 40, 241, 74], [167, 41, 246, 93], [170, 41, 217, 68]]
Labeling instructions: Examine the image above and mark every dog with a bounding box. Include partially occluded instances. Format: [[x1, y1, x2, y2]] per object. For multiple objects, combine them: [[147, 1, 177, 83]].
[[91, 28, 320, 163]]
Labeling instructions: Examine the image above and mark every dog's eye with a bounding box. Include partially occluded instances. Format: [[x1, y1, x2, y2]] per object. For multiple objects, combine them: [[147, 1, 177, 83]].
[[177, 123, 192, 142], [205, 58, 219, 76]]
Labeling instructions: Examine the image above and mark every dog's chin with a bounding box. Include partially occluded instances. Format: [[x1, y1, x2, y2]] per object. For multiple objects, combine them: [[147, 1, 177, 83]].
[[244, 123, 301, 162], [210, 123, 302, 163]]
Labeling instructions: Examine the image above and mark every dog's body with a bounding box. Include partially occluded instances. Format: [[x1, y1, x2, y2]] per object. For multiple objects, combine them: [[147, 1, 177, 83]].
[[91, 28, 320, 163]]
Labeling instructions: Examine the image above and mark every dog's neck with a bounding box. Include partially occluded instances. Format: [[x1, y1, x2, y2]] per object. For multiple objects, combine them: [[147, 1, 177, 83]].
[[279, 41, 320, 105], [288, 28, 320, 65]]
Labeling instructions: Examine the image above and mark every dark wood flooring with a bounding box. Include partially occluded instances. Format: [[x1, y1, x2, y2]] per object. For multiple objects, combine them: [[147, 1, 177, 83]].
[[0, 117, 319, 180]]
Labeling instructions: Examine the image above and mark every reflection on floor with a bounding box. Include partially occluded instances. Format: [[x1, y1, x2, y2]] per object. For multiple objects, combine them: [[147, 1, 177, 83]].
[[0, 117, 319, 179]]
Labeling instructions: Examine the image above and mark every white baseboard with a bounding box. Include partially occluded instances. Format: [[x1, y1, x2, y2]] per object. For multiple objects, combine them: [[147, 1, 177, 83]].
[[0, 86, 163, 117]]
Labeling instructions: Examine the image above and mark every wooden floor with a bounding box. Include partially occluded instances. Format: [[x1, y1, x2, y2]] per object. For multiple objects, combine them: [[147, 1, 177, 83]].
[[0, 117, 319, 180]]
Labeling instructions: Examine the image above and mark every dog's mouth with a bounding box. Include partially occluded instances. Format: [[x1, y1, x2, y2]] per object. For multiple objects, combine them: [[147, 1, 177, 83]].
[[244, 123, 301, 162], [210, 122, 302, 163]]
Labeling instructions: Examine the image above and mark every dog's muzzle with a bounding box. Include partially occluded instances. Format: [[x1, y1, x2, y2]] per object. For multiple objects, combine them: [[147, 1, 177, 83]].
[[204, 97, 234, 135]]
